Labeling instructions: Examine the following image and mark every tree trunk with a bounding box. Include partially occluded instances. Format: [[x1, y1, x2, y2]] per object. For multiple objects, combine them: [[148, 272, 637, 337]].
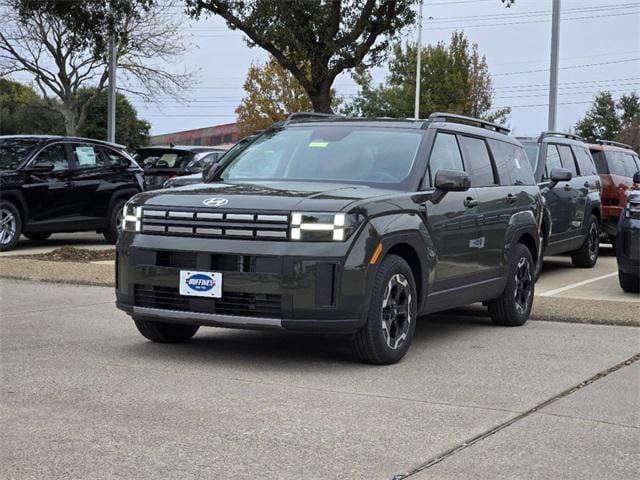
[[309, 86, 334, 114], [60, 107, 79, 136]]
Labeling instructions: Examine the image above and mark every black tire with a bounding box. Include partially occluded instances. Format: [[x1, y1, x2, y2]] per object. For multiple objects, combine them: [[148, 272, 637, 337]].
[[23, 232, 52, 241], [0, 200, 22, 252], [618, 270, 640, 293], [487, 243, 534, 327], [103, 199, 126, 244], [571, 215, 599, 268], [134, 319, 199, 343], [353, 255, 417, 365]]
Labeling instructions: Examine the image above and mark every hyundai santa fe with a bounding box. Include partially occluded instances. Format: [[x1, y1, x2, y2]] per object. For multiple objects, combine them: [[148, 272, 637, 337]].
[[116, 112, 543, 364]]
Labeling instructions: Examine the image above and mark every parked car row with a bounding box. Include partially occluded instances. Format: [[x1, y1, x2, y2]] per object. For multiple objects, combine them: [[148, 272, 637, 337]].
[[0, 136, 229, 251]]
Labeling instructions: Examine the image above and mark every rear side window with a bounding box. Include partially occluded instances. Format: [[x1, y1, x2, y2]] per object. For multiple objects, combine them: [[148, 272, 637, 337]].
[[624, 153, 640, 177], [572, 147, 597, 176], [544, 144, 563, 180], [591, 151, 608, 174], [73, 144, 109, 169], [606, 151, 628, 176], [458, 135, 496, 187], [557, 145, 577, 176], [101, 148, 131, 168], [428, 132, 464, 185], [489, 139, 536, 186]]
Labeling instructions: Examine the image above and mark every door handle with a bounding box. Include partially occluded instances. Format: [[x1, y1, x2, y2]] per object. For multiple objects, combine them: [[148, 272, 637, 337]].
[[506, 193, 517, 204], [563, 184, 572, 191], [464, 197, 478, 208]]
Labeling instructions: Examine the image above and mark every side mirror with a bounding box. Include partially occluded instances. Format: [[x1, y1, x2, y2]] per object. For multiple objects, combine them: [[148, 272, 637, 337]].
[[548, 167, 571, 189], [633, 171, 640, 185], [26, 160, 55, 173], [435, 169, 471, 192]]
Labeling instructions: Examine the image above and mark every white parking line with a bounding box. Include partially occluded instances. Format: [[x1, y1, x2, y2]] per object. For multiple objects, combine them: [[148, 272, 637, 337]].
[[538, 272, 618, 297]]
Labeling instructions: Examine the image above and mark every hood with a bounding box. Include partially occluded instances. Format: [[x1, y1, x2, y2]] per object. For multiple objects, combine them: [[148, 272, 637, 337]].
[[133, 181, 398, 212]]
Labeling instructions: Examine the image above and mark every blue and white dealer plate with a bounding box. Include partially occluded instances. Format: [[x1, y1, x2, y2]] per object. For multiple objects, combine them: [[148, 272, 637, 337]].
[[179, 271, 222, 298]]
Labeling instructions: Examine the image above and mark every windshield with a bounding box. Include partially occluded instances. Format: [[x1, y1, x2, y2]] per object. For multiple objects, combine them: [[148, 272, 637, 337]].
[[522, 143, 540, 171], [219, 126, 423, 187], [0, 138, 42, 170]]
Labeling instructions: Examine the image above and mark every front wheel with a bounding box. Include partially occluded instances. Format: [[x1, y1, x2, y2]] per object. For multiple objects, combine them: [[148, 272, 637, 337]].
[[103, 199, 126, 244], [618, 270, 640, 293], [0, 201, 22, 252], [353, 255, 417, 365], [571, 215, 599, 268], [487, 243, 534, 326], [134, 319, 199, 343]]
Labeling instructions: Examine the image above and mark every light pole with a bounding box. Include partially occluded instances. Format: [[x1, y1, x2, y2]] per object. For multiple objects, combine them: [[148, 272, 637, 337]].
[[414, 0, 424, 119], [548, 0, 561, 131], [107, 35, 117, 143]]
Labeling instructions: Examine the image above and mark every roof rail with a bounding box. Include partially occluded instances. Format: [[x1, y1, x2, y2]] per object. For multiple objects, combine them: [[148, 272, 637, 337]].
[[426, 112, 510, 134], [283, 112, 342, 125], [596, 139, 633, 149], [539, 131, 583, 142]]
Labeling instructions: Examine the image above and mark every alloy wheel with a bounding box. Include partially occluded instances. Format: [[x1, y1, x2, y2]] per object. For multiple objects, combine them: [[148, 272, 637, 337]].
[[381, 273, 412, 350], [513, 256, 532, 315], [0, 208, 17, 246]]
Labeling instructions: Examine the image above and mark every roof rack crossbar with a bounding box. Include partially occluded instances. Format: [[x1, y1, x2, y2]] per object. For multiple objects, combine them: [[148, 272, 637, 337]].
[[596, 139, 632, 149], [539, 131, 583, 142], [426, 112, 510, 134], [283, 112, 342, 125]]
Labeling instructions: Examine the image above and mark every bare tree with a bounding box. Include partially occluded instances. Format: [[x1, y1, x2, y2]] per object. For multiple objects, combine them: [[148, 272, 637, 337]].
[[0, 1, 193, 135]]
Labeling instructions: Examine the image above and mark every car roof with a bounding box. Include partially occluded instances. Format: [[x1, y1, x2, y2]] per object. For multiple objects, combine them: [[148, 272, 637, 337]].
[[517, 132, 586, 148], [0, 134, 127, 150], [588, 142, 637, 154]]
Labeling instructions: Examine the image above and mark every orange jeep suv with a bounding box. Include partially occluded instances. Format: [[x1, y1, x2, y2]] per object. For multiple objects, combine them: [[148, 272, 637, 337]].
[[589, 140, 640, 243]]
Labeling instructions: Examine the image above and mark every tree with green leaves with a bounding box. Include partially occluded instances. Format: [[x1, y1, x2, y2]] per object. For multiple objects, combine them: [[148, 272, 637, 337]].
[[1, 1, 192, 135], [344, 32, 510, 123], [575, 91, 639, 150]]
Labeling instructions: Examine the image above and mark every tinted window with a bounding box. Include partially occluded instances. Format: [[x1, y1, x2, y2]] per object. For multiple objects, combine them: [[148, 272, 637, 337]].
[[37, 144, 68, 171], [489, 139, 536, 186], [606, 151, 628, 176], [572, 146, 597, 176], [591, 151, 608, 174], [101, 148, 130, 167], [136, 150, 191, 169], [220, 126, 423, 188], [428, 133, 464, 185], [544, 144, 563, 180], [624, 154, 640, 177], [522, 143, 540, 171], [557, 145, 577, 175], [73, 144, 107, 169], [458, 135, 495, 187]]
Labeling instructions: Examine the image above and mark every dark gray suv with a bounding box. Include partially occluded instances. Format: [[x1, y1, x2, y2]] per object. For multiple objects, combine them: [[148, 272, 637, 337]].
[[116, 113, 543, 364], [520, 132, 602, 271]]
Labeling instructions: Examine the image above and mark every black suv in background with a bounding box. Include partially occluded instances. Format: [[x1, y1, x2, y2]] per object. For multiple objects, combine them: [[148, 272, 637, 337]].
[[116, 113, 543, 364], [520, 132, 601, 270], [134, 145, 228, 190], [617, 174, 640, 293], [0, 135, 143, 251]]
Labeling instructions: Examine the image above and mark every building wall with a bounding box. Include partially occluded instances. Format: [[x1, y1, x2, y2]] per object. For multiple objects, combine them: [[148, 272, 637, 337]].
[[149, 122, 239, 147]]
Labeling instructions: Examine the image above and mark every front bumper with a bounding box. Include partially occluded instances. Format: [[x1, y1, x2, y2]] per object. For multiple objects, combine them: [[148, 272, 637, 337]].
[[115, 232, 374, 333]]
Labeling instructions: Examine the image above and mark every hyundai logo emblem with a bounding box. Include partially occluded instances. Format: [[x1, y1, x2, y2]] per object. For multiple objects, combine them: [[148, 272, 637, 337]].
[[203, 197, 228, 207]]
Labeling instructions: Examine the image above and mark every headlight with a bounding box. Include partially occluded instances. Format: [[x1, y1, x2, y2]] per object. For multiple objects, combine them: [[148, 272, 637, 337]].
[[121, 204, 142, 232], [290, 212, 364, 241], [626, 200, 640, 219]]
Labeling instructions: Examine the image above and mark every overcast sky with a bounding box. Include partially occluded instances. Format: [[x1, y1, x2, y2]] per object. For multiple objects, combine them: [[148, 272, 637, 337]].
[[131, 0, 640, 137]]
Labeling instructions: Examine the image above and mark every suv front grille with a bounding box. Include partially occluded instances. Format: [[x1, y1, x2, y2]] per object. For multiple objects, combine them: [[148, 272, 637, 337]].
[[134, 285, 282, 318], [141, 208, 289, 239]]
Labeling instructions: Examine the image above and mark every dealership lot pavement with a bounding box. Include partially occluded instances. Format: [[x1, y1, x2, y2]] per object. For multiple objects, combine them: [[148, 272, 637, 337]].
[[1, 279, 638, 479]]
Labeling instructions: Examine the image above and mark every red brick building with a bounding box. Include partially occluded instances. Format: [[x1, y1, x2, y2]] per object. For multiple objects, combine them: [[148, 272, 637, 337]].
[[149, 122, 239, 147]]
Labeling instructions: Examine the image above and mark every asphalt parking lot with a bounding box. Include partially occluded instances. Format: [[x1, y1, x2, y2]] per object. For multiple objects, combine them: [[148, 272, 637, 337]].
[[1, 245, 638, 479]]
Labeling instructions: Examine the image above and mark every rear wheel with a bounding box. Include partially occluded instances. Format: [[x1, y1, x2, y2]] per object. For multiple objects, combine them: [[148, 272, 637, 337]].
[[134, 319, 199, 343], [103, 199, 126, 244], [487, 243, 534, 326], [0, 201, 22, 252], [353, 255, 417, 365], [23, 232, 52, 241], [571, 215, 599, 268], [618, 270, 640, 293]]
